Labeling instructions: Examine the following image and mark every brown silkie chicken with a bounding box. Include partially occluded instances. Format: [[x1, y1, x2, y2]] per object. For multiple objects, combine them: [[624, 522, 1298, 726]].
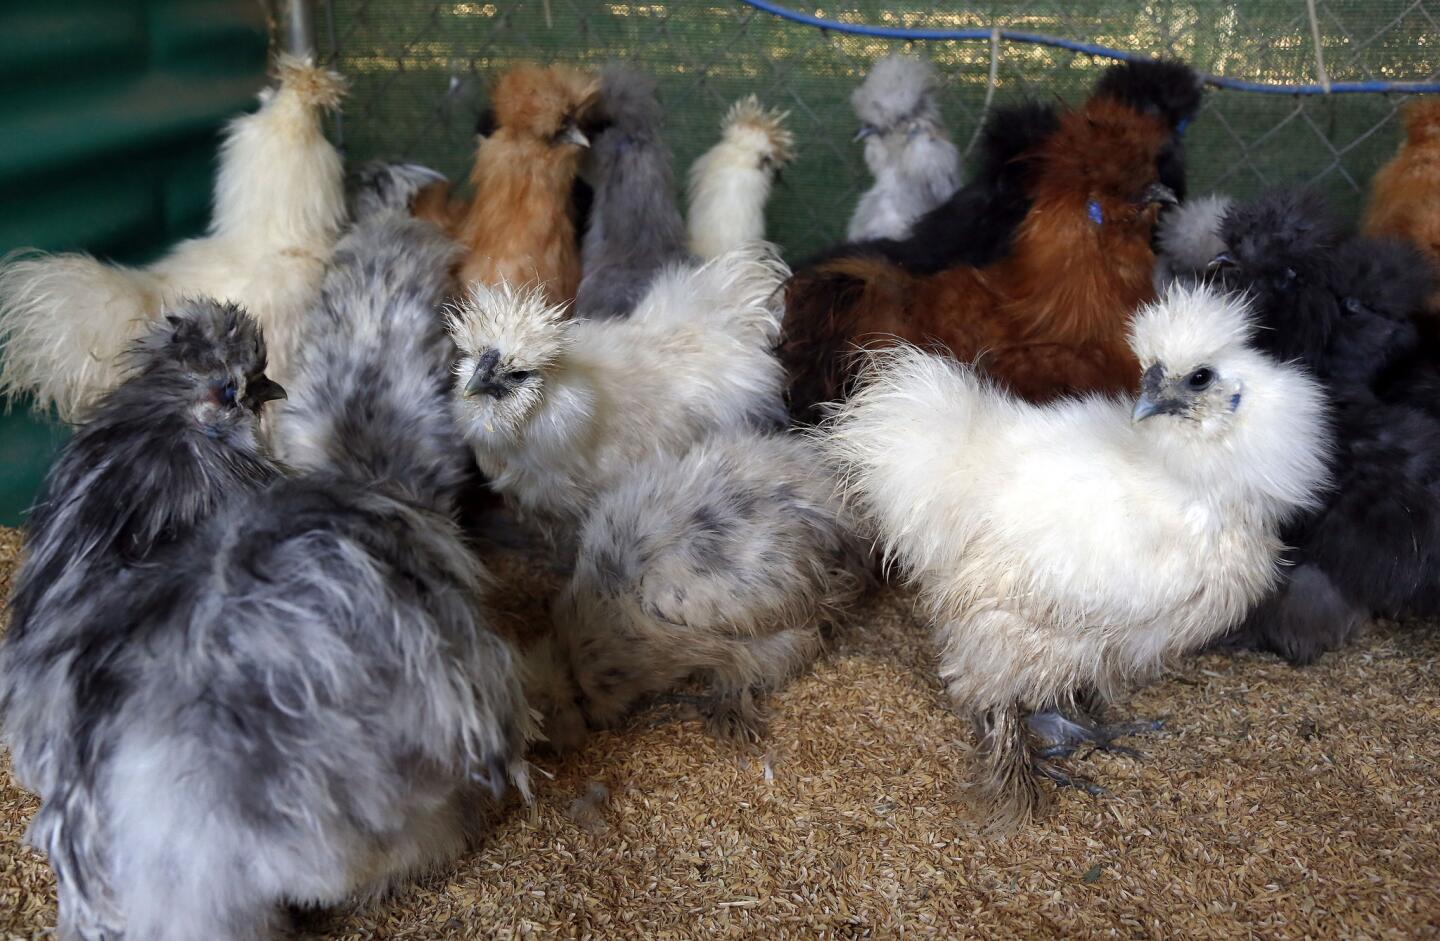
[[781, 97, 1177, 421], [425, 65, 598, 303], [1363, 99, 1440, 315]]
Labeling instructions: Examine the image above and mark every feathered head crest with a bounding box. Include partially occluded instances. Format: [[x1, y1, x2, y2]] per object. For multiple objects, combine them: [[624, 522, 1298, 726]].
[[722, 95, 796, 165]]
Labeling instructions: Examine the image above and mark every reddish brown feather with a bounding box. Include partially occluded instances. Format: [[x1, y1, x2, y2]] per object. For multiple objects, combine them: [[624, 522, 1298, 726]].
[[1363, 99, 1440, 316], [781, 97, 1169, 419], [440, 65, 599, 306]]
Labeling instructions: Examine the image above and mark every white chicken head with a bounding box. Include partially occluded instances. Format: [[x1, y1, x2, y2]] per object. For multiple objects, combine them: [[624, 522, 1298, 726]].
[[1126, 283, 1262, 437], [722, 95, 795, 178], [446, 280, 572, 440]]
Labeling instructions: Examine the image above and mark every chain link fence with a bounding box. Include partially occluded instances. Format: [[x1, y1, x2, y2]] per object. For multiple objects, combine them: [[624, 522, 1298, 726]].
[[320, 0, 1439, 260]]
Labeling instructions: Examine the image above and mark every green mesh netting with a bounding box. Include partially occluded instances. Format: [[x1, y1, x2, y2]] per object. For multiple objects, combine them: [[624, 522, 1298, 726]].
[[324, 1, 1435, 261]]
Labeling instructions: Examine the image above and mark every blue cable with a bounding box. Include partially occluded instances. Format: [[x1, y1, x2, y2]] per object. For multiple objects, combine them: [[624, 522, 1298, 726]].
[[737, 0, 1440, 95]]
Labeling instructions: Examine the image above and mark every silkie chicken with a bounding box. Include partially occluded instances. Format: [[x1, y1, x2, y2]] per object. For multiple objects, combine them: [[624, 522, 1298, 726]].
[[821, 283, 1330, 825], [0, 55, 346, 421], [446, 243, 788, 534], [1210, 191, 1440, 664], [1363, 98, 1440, 315], [687, 95, 795, 260], [781, 94, 1179, 422], [573, 66, 690, 318], [845, 54, 962, 242], [1152, 193, 1233, 291], [448, 64, 599, 303], [2, 215, 532, 941], [347, 160, 450, 223], [531, 431, 867, 751], [807, 58, 1201, 279]]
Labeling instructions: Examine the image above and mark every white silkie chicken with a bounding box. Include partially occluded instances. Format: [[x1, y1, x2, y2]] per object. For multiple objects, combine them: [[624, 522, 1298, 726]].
[[822, 283, 1331, 824], [686, 96, 795, 261], [0, 54, 346, 420]]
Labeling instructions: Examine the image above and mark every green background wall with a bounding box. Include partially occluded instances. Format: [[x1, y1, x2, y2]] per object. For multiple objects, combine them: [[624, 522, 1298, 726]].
[[0, 0, 269, 525], [324, 0, 1438, 263]]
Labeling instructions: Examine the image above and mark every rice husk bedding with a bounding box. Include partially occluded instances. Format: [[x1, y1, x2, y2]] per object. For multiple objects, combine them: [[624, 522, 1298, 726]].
[[2, 523, 1438, 939]]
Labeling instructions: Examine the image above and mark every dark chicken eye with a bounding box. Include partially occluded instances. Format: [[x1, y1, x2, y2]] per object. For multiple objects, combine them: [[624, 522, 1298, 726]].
[[1186, 368, 1215, 391], [214, 381, 239, 406], [509, 370, 532, 383]]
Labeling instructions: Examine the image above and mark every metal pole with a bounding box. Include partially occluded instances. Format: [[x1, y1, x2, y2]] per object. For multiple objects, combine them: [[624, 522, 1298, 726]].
[[279, 0, 317, 58]]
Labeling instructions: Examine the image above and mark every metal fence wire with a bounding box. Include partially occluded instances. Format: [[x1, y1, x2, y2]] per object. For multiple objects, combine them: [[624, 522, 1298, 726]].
[[320, 0, 1440, 260]]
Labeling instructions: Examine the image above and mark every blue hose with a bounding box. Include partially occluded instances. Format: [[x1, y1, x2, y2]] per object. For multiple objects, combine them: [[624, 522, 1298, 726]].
[[736, 0, 1440, 95]]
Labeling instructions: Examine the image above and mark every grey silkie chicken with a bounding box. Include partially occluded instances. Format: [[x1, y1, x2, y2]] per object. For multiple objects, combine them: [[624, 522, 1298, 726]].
[[1, 213, 531, 941], [574, 66, 691, 318], [846, 54, 962, 242]]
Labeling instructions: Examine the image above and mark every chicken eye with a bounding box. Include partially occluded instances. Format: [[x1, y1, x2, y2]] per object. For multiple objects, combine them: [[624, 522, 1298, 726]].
[[1186, 368, 1215, 391], [212, 380, 239, 406], [509, 370, 532, 383]]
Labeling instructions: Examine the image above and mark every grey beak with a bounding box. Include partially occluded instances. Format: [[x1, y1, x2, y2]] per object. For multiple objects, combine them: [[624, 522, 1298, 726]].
[[1206, 252, 1237, 273], [561, 125, 590, 148], [853, 124, 878, 142], [464, 366, 490, 397], [1132, 395, 1163, 423], [1140, 182, 1179, 208]]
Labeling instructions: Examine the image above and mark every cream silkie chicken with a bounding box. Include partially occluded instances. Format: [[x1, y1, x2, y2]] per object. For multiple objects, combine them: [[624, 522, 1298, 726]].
[[0, 55, 346, 420], [446, 244, 788, 533], [822, 283, 1330, 824], [687, 96, 795, 260]]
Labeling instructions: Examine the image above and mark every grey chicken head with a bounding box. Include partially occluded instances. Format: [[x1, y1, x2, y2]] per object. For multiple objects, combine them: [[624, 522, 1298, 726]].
[[130, 298, 286, 448]]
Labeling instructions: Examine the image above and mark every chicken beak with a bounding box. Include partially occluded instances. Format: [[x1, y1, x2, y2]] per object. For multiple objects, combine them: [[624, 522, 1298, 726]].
[[1132, 395, 1163, 423], [562, 125, 590, 148], [1206, 252, 1237, 274], [1140, 182, 1179, 208], [464, 366, 490, 397], [853, 124, 878, 142], [1132, 393, 1186, 423], [246, 377, 287, 406], [464, 350, 510, 399]]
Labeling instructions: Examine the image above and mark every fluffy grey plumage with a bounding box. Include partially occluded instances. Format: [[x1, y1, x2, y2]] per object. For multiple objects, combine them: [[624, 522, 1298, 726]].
[[534, 432, 866, 750], [3, 219, 530, 940], [574, 67, 690, 318], [347, 160, 449, 222], [1, 300, 287, 938], [1152, 193, 1233, 291], [279, 212, 464, 508], [851, 54, 943, 131], [846, 54, 962, 242]]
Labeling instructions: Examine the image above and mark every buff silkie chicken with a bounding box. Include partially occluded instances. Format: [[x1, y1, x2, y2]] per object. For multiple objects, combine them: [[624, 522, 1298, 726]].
[[822, 283, 1330, 825], [846, 54, 962, 242], [687, 96, 795, 260], [446, 244, 788, 534], [0, 55, 346, 421], [451, 64, 599, 304]]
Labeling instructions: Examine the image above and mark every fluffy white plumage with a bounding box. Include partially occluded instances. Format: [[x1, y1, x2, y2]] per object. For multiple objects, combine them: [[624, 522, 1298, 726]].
[[686, 97, 795, 261], [533, 431, 866, 750], [846, 55, 962, 242], [0, 55, 346, 420], [822, 283, 1331, 822], [446, 243, 789, 530], [1152, 193, 1233, 292]]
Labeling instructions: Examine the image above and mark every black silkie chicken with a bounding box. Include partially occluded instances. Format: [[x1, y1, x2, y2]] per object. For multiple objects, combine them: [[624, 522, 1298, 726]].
[[1, 214, 531, 941], [1214, 190, 1440, 663]]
